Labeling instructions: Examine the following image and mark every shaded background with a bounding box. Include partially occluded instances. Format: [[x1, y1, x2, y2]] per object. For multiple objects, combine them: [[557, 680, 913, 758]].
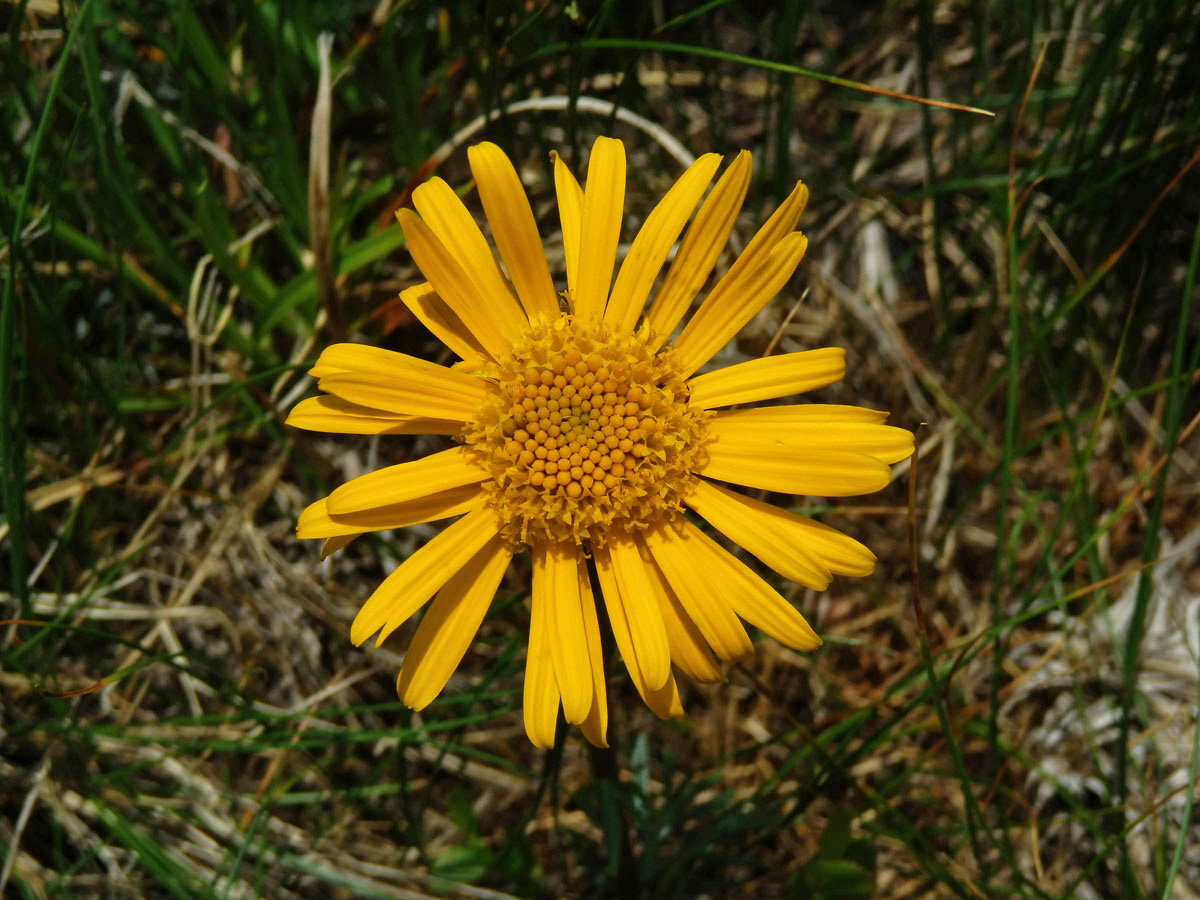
[[2, 1, 1199, 897]]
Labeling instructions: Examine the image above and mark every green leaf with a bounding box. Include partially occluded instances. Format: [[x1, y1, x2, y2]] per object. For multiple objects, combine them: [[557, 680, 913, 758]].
[[431, 843, 492, 884], [818, 807, 852, 859], [257, 224, 406, 336], [794, 859, 875, 900]]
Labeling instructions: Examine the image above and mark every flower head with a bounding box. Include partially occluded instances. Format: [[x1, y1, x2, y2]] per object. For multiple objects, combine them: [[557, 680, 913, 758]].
[[287, 138, 914, 748]]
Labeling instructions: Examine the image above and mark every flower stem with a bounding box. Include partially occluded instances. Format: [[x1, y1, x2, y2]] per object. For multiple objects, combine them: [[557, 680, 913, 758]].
[[588, 737, 639, 898]]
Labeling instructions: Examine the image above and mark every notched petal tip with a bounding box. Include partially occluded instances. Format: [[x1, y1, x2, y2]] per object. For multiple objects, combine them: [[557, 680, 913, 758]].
[[348, 618, 377, 648], [788, 632, 823, 652], [581, 730, 609, 749], [397, 672, 435, 712]]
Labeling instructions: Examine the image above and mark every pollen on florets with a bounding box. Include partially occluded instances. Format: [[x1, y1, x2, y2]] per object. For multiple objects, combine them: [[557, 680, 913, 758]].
[[463, 315, 710, 547]]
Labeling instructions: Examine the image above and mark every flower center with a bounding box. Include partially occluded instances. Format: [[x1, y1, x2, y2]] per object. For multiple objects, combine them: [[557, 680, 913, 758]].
[[463, 315, 710, 547]]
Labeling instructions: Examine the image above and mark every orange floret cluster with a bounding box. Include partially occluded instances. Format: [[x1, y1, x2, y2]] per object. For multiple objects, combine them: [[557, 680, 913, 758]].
[[464, 314, 710, 546]]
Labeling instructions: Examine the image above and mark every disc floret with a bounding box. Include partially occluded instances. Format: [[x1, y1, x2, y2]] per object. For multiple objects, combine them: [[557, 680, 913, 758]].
[[464, 315, 710, 546]]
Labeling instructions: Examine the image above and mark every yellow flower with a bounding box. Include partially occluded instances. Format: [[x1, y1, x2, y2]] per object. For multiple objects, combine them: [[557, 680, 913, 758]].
[[287, 138, 913, 748]]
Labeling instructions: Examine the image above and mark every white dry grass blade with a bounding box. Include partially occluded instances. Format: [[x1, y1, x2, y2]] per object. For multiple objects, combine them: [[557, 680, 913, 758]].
[[424, 95, 697, 175], [1002, 525, 1200, 895], [0, 757, 49, 894], [308, 32, 339, 339], [112, 71, 280, 217]]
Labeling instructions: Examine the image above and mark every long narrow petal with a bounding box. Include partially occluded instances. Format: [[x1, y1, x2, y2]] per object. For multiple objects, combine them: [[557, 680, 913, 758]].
[[398, 282, 489, 364], [310, 343, 489, 420], [309, 342, 471, 379], [573, 137, 625, 321], [533, 541, 593, 725], [639, 536, 724, 684], [683, 479, 831, 590], [351, 506, 501, 646], [577, 557, 609, 748], [685, 348, 846, 409], [592, 543, 683, 718], [468, 142, 560, 320], [604, 153, 722, 334], [317, 369, 487, 423], [412, 177, 525, 323], [686, 478, 875, 579], [672, 231, 809, 377], [698, 444, 891, 497], [657, 516, 821, 652], [397, 535, 513, 710], [641, 520, 754, 663], [642, 151, 752, 350], [775, 513, 878, 576], [316, 373, 483, 422], [552, 150, 584, 296], [606, 534, 671, 691], [298, 485, 485, 538], [286, 395, 464, 436], [397, 209, 526, 357], [524, 574, 562, 748], [714, 404, 889, 425], [327, 447, 486, 515], [710, 412, 914, 465]]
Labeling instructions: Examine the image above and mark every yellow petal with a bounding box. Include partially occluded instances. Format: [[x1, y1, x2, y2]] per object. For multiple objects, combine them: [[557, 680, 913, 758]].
[[640, 537, 724, 684], [683, 479, 831, 590], [696, 410, 892, 501], [577, 557, 609, 748], [312, 344, 488, 421], [687, 478, 875, 578], [524, 574, 562, 749], [321, 534, 358, 559], [642, 669, 684, 720], [710, 412, 914, 465], [698, 447, 891, 497], [316, 373, 483, 422], [573, 137, 625, 321], [398, 282, 489, 364], [350, 506, 501, 646], [592, 543, 683, 718], [468, 142, 560, 320], [640, 520, 754, 663], [552, 150, 584, 296], [685, 348, 846, 409], [673, 230, 809, 378], [298, 486, 485, 538], [396, 208, 525, 357], [777, 513, 877, 577], [397, 534, 512, 710], [533, 540, 593, 725], [658, 517, 821, 652], [412, 177, 525, 323], [326, 447, 486, 516], [286, 395, 464, 436], [642, 151, 752, 350], [604, 153, 722, 334], [450, 358, 489, 374], [714, 404, 889, 425], [606, 534, 671, 691], [307, 342, 445, 379]]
